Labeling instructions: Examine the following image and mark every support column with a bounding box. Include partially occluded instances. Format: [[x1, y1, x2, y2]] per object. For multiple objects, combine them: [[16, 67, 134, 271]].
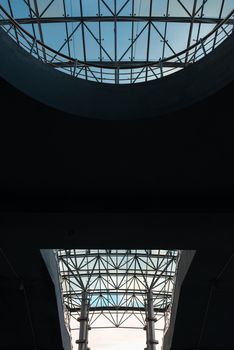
[[115, 67, 120, 84], [76, 291, 90, 350], [144, 290, 158, 350]]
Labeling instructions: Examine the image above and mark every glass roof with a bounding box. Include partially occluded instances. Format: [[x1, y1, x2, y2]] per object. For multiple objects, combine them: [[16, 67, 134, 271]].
[[0, 1, 233, 84], [57, 249, 180, 349]]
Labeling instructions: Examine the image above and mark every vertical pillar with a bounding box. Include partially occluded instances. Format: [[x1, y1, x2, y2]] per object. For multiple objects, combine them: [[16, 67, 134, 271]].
[[115, 67, 119, 84], [145, 290, 158, 350], [76, 291, 90, 350]]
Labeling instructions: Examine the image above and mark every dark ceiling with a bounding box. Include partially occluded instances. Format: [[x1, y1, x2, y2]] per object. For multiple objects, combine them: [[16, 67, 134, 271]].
[[0, 68, 234, 214]]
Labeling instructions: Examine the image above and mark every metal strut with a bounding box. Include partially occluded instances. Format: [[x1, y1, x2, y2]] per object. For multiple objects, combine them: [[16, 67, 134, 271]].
[[144, 290, 158, 350], [76, 291, 90, 350]]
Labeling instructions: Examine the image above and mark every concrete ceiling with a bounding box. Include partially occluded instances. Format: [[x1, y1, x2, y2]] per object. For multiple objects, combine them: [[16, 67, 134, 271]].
[[0, 71, 234, 211]]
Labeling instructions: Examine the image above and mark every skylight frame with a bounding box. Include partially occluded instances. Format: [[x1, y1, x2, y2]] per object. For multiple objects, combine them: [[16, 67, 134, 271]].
[[57, 249, 180, 333], [0, 0, 233, 84]]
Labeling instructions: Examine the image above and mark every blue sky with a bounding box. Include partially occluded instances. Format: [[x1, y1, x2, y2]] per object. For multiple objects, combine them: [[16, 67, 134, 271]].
[[1, 1, 233, 82], [2, 0, 232, 59]]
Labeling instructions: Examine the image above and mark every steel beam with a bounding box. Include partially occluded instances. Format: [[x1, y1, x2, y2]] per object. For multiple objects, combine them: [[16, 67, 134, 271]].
[[0, 16, 233, 25], [48, 60, 186, 69], [66, 305, 170, 313]]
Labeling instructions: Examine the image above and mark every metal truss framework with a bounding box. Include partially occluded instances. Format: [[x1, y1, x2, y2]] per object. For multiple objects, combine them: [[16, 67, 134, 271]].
[[0, 1, 233, 84], [57, 249, 180, 350]]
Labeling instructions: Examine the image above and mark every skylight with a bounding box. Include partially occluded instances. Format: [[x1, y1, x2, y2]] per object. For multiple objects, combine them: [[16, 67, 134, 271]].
[[56, 249, 180, 349], [0, 1, 233, 84]]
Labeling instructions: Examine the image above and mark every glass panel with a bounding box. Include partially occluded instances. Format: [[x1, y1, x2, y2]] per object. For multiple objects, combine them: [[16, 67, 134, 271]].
[[0, 0, 232, 84]]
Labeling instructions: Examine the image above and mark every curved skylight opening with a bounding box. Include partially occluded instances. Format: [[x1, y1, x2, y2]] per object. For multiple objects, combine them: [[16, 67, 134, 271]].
[[0, 1, 233, 84]]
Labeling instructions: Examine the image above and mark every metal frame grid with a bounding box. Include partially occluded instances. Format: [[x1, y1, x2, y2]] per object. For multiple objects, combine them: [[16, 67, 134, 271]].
[[57, 249, 180, 349], [0, 1, 233, 84]]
